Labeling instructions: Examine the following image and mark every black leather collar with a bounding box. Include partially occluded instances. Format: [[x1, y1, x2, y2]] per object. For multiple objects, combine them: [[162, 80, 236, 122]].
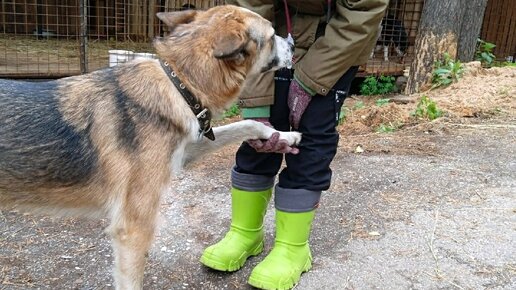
[[159, 59, 215, 141]]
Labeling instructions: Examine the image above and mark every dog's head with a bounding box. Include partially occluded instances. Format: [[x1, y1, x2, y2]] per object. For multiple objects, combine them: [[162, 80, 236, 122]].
[[154, 5, 293, 110]]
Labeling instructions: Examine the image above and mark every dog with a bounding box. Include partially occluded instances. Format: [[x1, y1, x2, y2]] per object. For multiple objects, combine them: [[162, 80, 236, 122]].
[[0, 5, 299, 290], [370, 14, 408, 62]]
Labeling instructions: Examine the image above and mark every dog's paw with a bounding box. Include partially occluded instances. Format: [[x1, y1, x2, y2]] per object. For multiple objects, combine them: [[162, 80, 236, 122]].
[[278, 131, 302, 146]]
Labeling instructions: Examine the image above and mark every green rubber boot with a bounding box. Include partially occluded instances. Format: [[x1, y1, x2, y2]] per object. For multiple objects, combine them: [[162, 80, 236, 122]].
[[200, 187, 272, 271], [248, 209, 315, 290]]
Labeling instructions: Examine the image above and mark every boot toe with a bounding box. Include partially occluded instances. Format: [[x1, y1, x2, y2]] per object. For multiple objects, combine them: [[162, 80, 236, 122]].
[[247, 245, 312, 290], [200, 232, 264, 272], [248, 266, 299, 290]]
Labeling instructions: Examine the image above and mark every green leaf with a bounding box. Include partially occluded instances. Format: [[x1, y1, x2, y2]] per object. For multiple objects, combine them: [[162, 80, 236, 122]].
[[354, 101, 365, 109], [443, 78, 453, 84], [376, 98, 390, 107], [484, 42, 496, 50], [434, 68, 451, 75]]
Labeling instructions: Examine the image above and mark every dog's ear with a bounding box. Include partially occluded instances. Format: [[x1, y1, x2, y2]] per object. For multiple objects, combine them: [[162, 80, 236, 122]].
[[156, 10, 197, 29], [213, 33, 247, 60]]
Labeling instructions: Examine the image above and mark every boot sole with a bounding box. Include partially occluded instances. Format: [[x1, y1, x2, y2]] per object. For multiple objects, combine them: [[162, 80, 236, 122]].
[[200, 240, 264, 272], [247, 257, 312, 290]]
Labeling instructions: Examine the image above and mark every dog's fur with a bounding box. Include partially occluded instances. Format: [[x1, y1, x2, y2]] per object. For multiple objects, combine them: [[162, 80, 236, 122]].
[[370, 14, 408, 62], [0, 5, 299, 290]]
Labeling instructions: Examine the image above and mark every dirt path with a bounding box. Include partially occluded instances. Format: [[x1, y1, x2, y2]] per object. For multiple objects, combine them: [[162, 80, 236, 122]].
[[1, 119, 514, 290], [1, 65, 515, 289]]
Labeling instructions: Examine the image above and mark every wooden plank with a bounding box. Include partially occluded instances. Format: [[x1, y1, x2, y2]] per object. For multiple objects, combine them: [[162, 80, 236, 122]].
[[503, 0, 516, 58], [504, 0, 516, 59], [0, 1, 4, 33], [148, 0, 155, 40], [501, 0, 512, 57], [508, 2, 516, 58], [483, 0, 498, 43], [495, 0, 508, 56], [96, 0, 101, 36], [481, 0, 515, 60]]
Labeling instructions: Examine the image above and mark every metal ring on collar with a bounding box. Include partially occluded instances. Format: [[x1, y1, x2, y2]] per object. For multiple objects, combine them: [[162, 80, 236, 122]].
[[201, 125, 212, 133]]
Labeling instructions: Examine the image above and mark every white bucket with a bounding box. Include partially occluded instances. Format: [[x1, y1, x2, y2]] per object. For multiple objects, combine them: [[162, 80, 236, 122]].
[[134, 52, 157, 60], [108, 50, 134, 67]]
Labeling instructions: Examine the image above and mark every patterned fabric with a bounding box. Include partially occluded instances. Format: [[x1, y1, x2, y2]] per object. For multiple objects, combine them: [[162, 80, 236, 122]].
[[287, 80, 312, 129]]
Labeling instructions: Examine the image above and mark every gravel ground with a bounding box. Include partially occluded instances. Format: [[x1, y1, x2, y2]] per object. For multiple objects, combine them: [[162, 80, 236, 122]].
[[1, 118, 515, 290]]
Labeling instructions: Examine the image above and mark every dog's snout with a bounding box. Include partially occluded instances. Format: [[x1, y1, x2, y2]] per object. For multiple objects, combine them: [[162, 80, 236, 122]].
[[289, 43, 295, 53], [268, 35, 294, 70]]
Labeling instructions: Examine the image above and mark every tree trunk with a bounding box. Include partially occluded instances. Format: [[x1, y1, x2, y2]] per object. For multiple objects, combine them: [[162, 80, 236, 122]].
[[405, 0, 487, 94], [457, 0, 489, 62]]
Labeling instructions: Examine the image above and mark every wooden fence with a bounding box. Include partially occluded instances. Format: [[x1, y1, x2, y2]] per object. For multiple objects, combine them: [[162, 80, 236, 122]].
[[481, 0, 516, 61]]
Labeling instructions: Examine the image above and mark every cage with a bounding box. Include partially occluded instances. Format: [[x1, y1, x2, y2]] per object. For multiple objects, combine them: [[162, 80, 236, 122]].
[[0, 0, 514, 79], [0, 0, 222, 78], [359, 0, 424, 77]]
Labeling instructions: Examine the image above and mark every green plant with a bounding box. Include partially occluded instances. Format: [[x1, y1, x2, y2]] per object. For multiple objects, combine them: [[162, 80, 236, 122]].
[[412, 95, 443, 120], [376, 122, 402, 133], [360, 75, 396, 95], [475, 39, 496, 67], [493, 61, 516, 67], [353, 101, 365, 109], [223, 103, 241, 118], [375, 98, 390, 107], [339, 101, 365, 125], [338, 106, 349, 125], [431, 53, 464, 89]]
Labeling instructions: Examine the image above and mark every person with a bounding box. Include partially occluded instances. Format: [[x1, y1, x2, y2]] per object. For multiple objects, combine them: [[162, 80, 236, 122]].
[[200, 0, 389, 289]]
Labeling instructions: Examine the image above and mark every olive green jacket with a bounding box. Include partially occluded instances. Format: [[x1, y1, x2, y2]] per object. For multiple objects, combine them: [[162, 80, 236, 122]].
[[228, 0, 389, 108]]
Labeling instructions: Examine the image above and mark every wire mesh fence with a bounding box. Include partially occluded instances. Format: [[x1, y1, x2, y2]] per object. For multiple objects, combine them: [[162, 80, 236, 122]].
[[0, 0, 514, 79], [361, 0, 423, 77], [0, 0, 421, 78], [0, 0, 222, 78]]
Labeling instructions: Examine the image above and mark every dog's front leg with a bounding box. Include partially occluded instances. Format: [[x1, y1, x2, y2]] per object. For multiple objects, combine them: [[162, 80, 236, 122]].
[[183, 120, 301, 165], [107, 176, 162, 290]]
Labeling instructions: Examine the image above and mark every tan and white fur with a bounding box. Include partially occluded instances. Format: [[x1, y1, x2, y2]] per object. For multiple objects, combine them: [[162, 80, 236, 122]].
[[0, 5, 298, 290]]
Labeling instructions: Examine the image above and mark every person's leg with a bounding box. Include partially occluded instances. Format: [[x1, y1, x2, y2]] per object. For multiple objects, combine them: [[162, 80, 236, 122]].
[[200, 69, 292, 272], [248, 67, 358, 289], [278, 66, 359, 194]]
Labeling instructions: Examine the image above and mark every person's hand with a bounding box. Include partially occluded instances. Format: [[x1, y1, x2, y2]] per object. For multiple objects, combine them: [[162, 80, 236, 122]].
[[247, 132, 299, 154], [246, 119, 300, 154], [287, 80, 312, 129]]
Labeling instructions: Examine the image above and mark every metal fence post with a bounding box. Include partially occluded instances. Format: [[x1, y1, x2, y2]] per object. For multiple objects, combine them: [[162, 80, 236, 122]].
[[79, 0, 88, 74]]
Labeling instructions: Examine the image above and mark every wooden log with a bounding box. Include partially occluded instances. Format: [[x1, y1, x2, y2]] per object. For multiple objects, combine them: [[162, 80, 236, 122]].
[[405, 0, 487, 94], [457, 0, 488, 62]]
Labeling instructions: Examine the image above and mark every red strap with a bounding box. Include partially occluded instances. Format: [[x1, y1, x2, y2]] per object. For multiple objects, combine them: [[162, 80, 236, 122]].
[[282, 0, 292, 35]]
